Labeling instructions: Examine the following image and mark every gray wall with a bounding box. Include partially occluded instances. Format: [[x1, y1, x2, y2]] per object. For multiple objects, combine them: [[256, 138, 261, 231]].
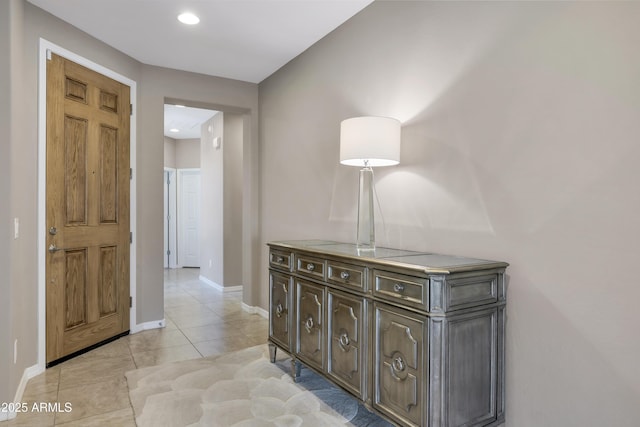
[[200, 113, 224, 284], [0, 0, 258, 405], [175, 138, 201, 169], [0, 0, 17, 408], [163, 137, 176, 169], [141, 66, 258, 320], [199, 113, 244, 287], [223, 114, 244, 287], [259, 1, 640, 426]]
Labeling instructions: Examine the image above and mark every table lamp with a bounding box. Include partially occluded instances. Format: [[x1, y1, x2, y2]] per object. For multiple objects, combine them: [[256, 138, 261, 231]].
[[340, 116, 401, 251]]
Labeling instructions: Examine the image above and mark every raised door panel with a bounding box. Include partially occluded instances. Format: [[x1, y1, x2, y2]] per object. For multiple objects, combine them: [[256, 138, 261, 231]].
[[374, 303, 426, 427], [296, 279, 324, 370], [327, 290, 365, 398], [64, 249, 88, 329], [269, 271, 291, 351], [99, 125, 118, 224], [63, 115, 88, 225]]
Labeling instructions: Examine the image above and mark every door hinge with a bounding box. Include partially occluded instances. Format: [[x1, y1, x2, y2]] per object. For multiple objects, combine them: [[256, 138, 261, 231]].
[[46, 49, 52, 61], [130, 168, 133, 180], [130, 232, 132, 244], [167, 249, 171, 255], [130, 104, 133, 116], [129, 296, 132, 308]]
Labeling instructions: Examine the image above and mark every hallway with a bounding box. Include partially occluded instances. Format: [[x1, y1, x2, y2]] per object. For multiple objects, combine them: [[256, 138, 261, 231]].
[[2, 268, 267, 426]]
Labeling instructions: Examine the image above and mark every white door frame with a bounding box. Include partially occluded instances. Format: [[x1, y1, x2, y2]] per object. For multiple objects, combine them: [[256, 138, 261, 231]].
[[177, 168, 201, 268], [37, 39, 138, 370], [164, 168, 178, 268]]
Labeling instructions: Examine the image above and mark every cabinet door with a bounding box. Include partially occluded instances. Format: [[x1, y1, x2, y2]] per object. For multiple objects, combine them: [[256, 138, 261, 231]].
[[374, 303, 426, 427], [296, 279, 324, 370], [327, 290, 365, 398], [445, 308, 499, 426], [269, 271, 291, 351]]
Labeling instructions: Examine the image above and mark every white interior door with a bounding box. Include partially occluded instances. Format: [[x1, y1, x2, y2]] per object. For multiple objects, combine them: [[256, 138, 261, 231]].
[[164, 168, 177, 268], [178, 169, 201, 268]]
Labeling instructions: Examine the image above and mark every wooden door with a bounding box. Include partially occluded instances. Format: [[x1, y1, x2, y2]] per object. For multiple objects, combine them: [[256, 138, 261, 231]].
[[46, 53, 130, 365]]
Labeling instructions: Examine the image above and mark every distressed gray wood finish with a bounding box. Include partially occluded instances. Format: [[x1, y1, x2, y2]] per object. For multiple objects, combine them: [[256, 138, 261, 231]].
[[267, 240, 508, 427]]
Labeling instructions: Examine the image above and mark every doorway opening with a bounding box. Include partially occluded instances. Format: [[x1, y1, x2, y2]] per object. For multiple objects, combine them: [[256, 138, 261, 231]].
[[163, 103, 217, 272]]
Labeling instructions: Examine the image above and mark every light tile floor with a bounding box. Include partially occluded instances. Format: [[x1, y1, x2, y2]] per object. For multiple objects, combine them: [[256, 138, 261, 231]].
[[1, 268, 268, 426]]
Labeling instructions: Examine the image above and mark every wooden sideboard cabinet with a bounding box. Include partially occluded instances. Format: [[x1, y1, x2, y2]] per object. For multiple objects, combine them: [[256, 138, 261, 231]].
[[267, 240, 508, 427]]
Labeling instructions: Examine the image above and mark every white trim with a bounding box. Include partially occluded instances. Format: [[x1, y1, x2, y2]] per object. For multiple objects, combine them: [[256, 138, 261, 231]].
[[37, 39, 138, 370], [199, 275, 243, 293], [0, 364, 43, 420], [241, 302, 269, 319], [163, 168, 178, 269], [130, 319, 166, 334]]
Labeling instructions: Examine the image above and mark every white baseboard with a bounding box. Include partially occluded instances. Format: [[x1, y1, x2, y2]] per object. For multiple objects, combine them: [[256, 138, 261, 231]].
[[130, 318, 166, 334], [1, 363, 44, 420], [199, 275, 242, 292], [242, 302, 269, 319]]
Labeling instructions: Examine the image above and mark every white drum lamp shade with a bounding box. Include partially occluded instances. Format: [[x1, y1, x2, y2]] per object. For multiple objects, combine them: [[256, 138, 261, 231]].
[[340, 116, 401, 167]]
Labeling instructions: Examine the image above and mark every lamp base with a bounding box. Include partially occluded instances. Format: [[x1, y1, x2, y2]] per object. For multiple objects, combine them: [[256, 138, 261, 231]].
[[356, 166, 375, 251]]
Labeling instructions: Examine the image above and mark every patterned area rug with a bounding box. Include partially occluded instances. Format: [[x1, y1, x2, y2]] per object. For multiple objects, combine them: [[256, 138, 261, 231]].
[[125, 345, 392, 427]]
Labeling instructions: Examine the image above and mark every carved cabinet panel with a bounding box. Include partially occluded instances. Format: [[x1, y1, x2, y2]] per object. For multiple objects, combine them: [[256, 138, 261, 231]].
[[295, 279, 324, 370], [327, 289, 366, 399], [374, 302, 426, 427], [269, 271, 291, 351]]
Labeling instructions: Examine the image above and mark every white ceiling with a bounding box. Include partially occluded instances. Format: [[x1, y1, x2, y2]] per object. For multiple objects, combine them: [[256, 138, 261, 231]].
[[164, 105, 218, 140], [27, 0, 372, 138], [27, 0, 373, 84]]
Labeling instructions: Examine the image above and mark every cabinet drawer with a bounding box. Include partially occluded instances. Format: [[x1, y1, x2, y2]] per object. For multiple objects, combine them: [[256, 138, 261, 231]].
[[295, 254, 326, 280], [373, 270, 427, 310], [448, 274, 498, 310], [327, 261, 366, 292], [269, 249, 292, 271]]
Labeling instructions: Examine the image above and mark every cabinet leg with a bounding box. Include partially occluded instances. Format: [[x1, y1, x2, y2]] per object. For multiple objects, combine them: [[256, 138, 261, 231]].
[[290, 359, 301, 382], [268, 343, 277, 363]]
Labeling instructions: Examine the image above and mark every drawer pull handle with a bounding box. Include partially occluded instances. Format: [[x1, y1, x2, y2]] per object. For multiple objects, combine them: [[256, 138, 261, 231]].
[[304, 316, 315, 333], [275, 303, 284, 318], [340, 271, 350, 280], [393, 283, 405, 293], [306, 263, 315, 272], [392, 356, 406, 373], [276, 256, 284, 263], [339, 332, 350, 349]]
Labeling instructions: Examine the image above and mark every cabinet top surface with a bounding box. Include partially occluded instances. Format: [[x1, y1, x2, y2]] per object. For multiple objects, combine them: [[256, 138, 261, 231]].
[[269, 240, 508, 274]]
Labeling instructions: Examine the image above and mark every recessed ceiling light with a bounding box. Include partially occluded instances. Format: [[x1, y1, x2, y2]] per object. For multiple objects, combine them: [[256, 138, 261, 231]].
[[178, 12, 199, 25], [175, 104, 185, 108], [169, 128, 180, 133]]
